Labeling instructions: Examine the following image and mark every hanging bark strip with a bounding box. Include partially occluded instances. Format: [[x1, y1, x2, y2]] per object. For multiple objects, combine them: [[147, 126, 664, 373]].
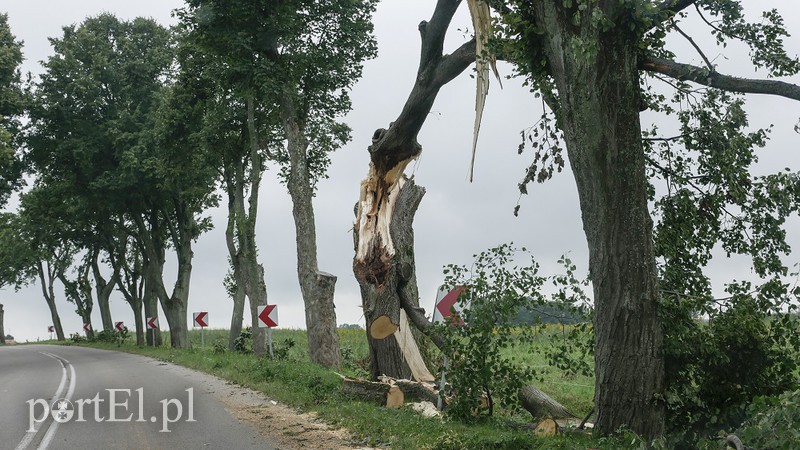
[[352, 0, 476, 381]]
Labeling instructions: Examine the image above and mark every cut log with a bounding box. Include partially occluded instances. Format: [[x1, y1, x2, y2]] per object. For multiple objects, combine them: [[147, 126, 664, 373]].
[[519, 385, 575, 420], [341, 376, 404, 408], [534, 418, 559, 436], [377, 375, 440, 404]]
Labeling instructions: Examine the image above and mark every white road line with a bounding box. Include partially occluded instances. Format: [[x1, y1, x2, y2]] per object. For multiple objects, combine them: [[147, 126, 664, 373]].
[[14, 352, 69, 450], [37, 353, 77, 450]]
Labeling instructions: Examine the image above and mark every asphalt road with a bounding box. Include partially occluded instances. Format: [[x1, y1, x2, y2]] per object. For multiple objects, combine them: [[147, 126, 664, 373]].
[[0, 345, 273, 449]]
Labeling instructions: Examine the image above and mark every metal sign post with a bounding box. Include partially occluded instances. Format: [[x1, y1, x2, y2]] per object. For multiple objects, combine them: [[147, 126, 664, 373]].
[[267, 328, 273, 358], [257, 305, 278, 358], [437, 355, 450, 410]]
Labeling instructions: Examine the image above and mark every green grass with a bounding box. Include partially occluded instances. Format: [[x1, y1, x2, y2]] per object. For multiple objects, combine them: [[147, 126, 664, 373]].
[[68, 327, 633, 449]]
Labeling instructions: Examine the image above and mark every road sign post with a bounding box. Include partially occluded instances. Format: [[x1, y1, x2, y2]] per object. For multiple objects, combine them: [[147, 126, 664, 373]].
[[193, 312, 208, 351], [48, 325, 55, 340], [147, 316, 159, 347], [257, 305, 278, 358], [433, 285, 466, 410]]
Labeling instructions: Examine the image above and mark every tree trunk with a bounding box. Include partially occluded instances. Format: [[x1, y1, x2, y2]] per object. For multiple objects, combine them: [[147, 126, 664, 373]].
[[143, 257, 162, 347], [281, 92, 340, 368], [518, 385, 575, 420], [162, 294, 189, 348], [245, 262, 268, 356], [228, 281, 246, 351], [38, 262, 64, 341], [0, 304, 5, 344], [161, 229, 192, 349], [91, 248, 115, 332], [224, 93, 269, 355], [131, 297, 144, 346], [354, 175, 434, 381], [341, 376, 404, 408], [533, 1, 665, 437]]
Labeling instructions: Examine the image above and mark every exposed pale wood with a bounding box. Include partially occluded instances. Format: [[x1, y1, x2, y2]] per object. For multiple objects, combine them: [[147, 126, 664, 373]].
[[341, 376, 404, 408], [393, 310, 435, 382], [370, 315, 399, 339], [519, 385, 575, 420], [534, 418, 559, 436], [378, 375, 440, 404]]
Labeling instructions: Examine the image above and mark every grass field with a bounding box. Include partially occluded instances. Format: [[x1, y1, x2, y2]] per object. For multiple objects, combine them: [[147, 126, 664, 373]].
[[71, 326, 643, 449]]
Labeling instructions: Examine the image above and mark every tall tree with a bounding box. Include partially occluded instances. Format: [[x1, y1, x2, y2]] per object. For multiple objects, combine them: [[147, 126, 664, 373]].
[[180, 0, 378, 366], [0, 13, 24, 208], [354, 0, 800, 439], [25, 14, 212, 348], [486, 0, 800, 437]]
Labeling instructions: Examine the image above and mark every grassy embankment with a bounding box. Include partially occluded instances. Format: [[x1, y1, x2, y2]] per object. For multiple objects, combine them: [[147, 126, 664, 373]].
[[68, 326, 625, 449]]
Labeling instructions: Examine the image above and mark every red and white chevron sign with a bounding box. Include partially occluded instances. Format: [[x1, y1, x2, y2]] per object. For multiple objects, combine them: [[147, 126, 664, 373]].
[[147, 316, 159, 329], [83, 323, 92, 332], [47, 325, 55, 333], [257, 305, 278, 328], [432, 285, 467, 326], [115, 321, 125, 332], [193, 311, 208, 328]]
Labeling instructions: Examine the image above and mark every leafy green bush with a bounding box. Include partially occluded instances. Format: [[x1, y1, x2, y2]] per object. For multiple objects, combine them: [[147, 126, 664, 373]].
[[662, 284, 800, 442], [437, 244, 545, 420], [734, 389, 800, 449], [233, 326, 252, 353]]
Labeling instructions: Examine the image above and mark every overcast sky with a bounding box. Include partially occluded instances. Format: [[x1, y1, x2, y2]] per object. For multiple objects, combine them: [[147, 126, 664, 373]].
[[1, 1, 798, 343]]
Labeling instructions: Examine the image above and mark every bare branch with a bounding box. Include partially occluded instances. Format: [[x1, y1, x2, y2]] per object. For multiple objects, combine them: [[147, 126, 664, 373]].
[[640, 56, 800, 101], [672, 21, 713, 71], [655, 0, 697, 17]]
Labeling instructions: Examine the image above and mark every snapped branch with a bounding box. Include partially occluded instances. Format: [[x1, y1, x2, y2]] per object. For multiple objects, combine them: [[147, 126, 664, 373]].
[[369, 0, 476, 174], [640, 56, 800, 101]]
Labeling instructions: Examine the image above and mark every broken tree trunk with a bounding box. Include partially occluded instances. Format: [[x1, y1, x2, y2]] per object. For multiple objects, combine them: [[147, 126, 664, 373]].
[[352, 0, 476, 381], [341, 376, 404, 408], [354, 175, 434, 381], [519, 385, 576, 420]]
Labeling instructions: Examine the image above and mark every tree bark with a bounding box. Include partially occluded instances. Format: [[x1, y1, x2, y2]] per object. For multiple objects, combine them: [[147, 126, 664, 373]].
[[341, 376, 404, 408], [228, 280, 246, 351], [142, 256, 163, 347], [518, 385, 575, 420], [531, 1, 665, 438], [38, 261, 64, 341], [91, 248, 116, 332], [0, 304, 5, 344], [131, 296, 144, 346], [281, 92, 340, 368]]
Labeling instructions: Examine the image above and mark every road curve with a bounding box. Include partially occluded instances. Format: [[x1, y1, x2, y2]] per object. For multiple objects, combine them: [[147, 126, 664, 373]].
[[0, 345, 273, 449]]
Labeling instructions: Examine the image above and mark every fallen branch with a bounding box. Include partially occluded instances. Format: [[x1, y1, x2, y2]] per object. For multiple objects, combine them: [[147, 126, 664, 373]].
[[378, 375, 441, 405], [339, 375, 404, 408], [519, 385, 575, 420]]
